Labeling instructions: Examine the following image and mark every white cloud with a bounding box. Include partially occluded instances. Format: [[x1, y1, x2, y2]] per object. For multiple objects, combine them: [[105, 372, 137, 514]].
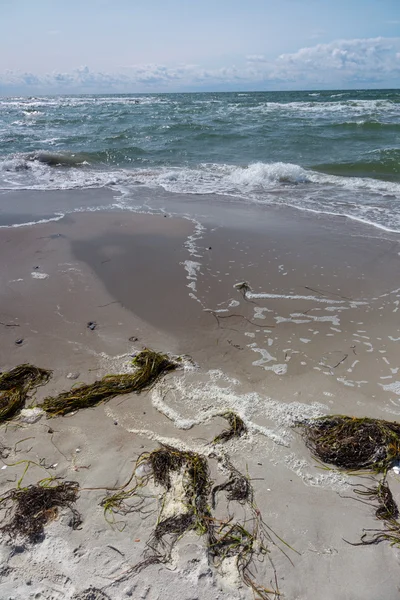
[[1, 37, 400, 93], [271, 37, 400, 84], [246, 55, 267, 63]]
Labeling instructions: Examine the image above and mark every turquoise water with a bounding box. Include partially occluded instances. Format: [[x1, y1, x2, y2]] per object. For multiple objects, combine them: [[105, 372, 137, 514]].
[[1, 90, 400, 231]]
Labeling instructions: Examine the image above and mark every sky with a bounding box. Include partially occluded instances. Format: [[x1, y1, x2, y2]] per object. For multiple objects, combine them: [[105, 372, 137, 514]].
[[0, 0, 399, 94]]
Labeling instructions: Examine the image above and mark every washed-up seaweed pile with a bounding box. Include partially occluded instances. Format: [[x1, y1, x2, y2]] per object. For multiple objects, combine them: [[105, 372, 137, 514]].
[[103, 445, 290, 599], [41, 349, 177, 417], [0, 479, 81, 542], [298, 415, 400, 473], [298, 415, 400, 548], [0, 364, 52, 423]]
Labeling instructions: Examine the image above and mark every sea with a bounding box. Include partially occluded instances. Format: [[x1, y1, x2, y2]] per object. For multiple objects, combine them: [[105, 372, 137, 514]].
[[1, 89, 400, 232]]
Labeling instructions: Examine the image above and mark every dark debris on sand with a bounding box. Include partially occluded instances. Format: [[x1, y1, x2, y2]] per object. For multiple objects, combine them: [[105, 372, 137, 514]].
[[0, 480, 81, 543], [298, 415, 400, 472]]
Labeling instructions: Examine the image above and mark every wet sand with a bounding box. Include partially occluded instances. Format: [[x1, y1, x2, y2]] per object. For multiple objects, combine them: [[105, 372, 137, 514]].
[[0, 203, 400, 600]]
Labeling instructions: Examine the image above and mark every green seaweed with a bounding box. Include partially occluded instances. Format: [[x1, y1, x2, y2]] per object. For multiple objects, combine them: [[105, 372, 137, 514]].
[[41, 349, 177, 417], [0, 364, 51, 423]]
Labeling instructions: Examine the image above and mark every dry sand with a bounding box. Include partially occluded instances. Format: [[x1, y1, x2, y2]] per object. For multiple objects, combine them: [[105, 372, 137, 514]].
[[0, 204, 400, 600]]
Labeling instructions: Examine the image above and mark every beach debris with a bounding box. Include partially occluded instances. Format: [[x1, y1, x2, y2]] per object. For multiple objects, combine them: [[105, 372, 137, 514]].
[[0, 443, 11, 459], [234, 281, 251, 293], [19, 407, 45, 424], [41, 348, 178, 417], [72, 588, 111, 600], [15, 339, 24, 346], [0, 364, 52, 423], [103, 445, 292, 599], [87, 321, 97, 331], [0, 479, 81, 542], [128, 336, 138, 343], [299, 415, 400, 549], [213, 411, 247, 445], [212, 462, 251, 507], [297, 415, 400, 472], [347, 479, 400, 547], [67, 372, 80, 380], [0, 321, 20, 328], [233, 281, 253, 302]]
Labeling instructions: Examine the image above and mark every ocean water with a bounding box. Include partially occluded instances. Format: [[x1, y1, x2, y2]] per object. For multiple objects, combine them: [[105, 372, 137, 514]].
[[1, 89, 400, 231]]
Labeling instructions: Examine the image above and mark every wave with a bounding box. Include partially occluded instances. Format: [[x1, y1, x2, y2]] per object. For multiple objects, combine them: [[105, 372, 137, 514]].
[[25, 151, 92, 167], [1, 156, 400, 231], [0, 96, 165, 110], [2, 155, 400, 194], [0, 151, 91, 169], [247, 99, 398, 116], [329, 120, 400, 131], [0, 152, 121, 190], [312, 151, 400, 182]]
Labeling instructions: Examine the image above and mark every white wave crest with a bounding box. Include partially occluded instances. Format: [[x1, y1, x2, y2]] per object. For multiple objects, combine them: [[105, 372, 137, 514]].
[[2, 156, 400, 232]]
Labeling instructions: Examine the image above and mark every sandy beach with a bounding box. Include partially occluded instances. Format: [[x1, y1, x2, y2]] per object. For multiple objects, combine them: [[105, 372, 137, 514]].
[[1, 196, 400, 600]]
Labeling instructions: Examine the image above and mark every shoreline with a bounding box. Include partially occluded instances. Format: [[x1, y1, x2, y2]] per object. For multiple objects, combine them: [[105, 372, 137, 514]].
[[0, 202, 400, 599]]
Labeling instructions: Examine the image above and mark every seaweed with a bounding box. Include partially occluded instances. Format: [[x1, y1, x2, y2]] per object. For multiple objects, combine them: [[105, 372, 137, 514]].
[[233, 281, 254, 302], [0, 364, 52, 423], [104, 446, 289, 599], [0, 479, 81, 542], [211, 469, 251, 508], [298, 415, 400, 472], [41, 349, 177, 417], [72, 588, 111, 600], [213, 412, 247, 445], [346, 479, 400, 547]]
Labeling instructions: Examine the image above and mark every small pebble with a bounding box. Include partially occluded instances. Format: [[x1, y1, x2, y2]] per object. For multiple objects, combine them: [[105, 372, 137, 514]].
[[114, 420, 118, 426], [75, 448, 81, 453], [15, 339, 24, 345]]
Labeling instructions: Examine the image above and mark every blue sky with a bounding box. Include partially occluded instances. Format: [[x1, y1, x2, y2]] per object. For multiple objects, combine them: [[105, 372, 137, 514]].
[[1, 0, 399, 93]]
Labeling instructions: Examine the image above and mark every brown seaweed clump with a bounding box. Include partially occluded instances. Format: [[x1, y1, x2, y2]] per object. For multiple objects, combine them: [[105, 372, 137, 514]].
[[213, 411, 247, 445], [0, 480, 81, 542], [0, 364, 52, 423], [103, 446, 288, 599], [298, 415, 400, 472], [348, 479, 400, 547], [41, 349, 177, 417]]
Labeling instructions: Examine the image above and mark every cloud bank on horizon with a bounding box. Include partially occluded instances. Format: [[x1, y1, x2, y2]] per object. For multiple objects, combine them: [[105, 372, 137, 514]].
[[2, 37, 400, 93], [1, 0, 400, 93]]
